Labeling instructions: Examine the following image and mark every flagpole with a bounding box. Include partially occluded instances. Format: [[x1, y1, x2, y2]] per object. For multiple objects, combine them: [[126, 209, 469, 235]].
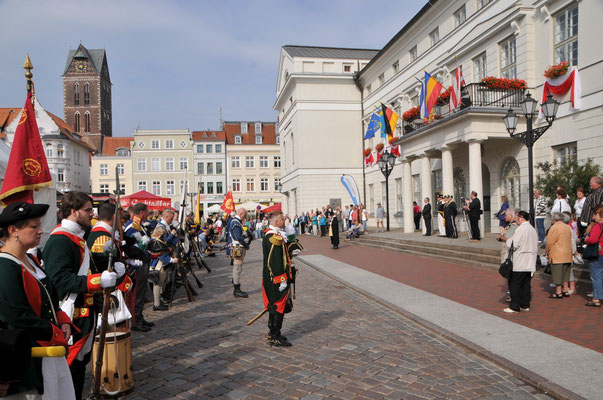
[[23, 54, 34, 105]]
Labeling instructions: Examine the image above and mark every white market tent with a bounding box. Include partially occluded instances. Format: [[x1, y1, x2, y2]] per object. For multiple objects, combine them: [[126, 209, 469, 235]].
[[237, 201, 266, 211], [205, 204, 222, 213], [0, 140, 10, 188]]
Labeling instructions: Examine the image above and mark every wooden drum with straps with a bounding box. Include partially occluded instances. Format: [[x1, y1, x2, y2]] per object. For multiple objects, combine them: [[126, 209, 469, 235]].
[[92, 329, 134, 398]]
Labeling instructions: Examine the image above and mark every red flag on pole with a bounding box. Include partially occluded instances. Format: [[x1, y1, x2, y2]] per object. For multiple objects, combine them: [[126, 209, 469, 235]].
[[0, 92, 52, 206], [220, 190, 235, 214]]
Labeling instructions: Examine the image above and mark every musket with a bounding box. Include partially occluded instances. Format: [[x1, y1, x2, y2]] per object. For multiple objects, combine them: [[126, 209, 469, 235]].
[[91, 166, 121, 399], [169, 179, 196, 305], [246, 309, 268, 326]]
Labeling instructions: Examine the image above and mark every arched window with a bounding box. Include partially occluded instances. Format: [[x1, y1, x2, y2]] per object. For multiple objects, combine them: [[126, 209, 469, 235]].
[[74, 112, 80, 132], [74, 83, 80, 106], [453, 167, 466, 202], [501, 158, 520, 209], [84, 82, 90, 105], [84, 111, 90, 133]]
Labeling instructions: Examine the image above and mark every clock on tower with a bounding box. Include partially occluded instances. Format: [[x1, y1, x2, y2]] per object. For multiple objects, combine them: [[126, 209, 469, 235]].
[[74, 60, 87, 72]]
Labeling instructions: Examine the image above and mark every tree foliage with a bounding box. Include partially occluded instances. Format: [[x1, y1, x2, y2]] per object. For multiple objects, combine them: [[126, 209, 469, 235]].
[[535, 157, 601, 203]]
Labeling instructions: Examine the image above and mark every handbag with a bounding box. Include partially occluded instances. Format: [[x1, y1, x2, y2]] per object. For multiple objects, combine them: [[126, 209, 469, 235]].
[[499, 241, 514, 279], [583, 224, 603, 260]]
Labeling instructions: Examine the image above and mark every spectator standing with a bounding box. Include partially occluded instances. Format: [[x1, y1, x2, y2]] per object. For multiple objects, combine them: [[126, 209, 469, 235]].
[[329, 213, 339, 249], [496, 196, 510, 236], [504, 211, 538, 313], [311, 212, 318, 235], [319, 212, 327, 237], [300, 212, 306, 234], [551, 188, 571, 216], [361, 206, 369, 233], [437, 195, 446, 237], [343, 205, 350, 230], [422, 197, 432, 236], [375, 203, 385, 232], [336, 207, 343, 233], [534, 189, 548, 242], [413, 201, 421, 231], [465, 191, 482, 242], [255, 219, 263, 239], [580, 177, 603, 234], [545, 212, 574, 298], [584, 206, 603, 307], [497, 208, 517, 262]]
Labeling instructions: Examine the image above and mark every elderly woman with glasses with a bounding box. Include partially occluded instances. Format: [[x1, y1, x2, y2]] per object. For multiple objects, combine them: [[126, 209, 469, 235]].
[[0, 202, 76, 399]]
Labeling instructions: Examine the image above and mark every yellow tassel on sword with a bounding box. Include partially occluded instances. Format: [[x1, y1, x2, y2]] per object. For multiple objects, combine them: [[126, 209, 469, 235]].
[[31, 346, 66, 357]]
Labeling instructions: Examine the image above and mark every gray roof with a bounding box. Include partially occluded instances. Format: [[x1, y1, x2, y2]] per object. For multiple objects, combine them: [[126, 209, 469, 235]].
[[63, 44, 107, 75], [283, 45, 379, 60]]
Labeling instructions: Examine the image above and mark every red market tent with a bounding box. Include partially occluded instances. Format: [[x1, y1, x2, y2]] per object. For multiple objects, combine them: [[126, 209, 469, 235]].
[[262, 203, 281, 213], [120, 190, 171, 211]]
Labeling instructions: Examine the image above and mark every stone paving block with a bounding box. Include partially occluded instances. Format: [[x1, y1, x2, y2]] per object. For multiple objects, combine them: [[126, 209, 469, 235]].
[[91, 241, 552, 400]]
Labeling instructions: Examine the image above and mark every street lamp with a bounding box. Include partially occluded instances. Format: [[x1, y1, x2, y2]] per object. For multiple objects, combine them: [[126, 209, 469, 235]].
[[377, 149, 397, 231], [502, 93, 559, 225]]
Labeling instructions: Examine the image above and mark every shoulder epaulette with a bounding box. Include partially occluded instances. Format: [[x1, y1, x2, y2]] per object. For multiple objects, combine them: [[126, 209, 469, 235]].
[[268, 234, 283, 246]]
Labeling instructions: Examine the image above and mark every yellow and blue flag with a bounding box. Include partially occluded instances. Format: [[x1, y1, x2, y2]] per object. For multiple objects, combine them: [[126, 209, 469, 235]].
[[364, 112, 381, 139]]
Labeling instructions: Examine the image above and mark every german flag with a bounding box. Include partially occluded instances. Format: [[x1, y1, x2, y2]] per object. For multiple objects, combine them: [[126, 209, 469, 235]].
[[380, 103, 399, 138]]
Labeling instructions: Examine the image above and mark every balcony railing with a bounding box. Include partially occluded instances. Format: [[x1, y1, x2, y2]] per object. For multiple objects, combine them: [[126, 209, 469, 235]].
[[402, 83, 526, 135]]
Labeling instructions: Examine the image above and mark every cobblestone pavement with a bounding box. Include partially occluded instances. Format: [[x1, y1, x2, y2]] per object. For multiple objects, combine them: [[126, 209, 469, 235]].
[[124, 241, 551, 400]]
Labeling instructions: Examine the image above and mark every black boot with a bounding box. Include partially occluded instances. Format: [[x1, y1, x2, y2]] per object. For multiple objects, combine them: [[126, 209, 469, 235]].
[[233, 284, 248, 298], [269, 313, 291, 347]]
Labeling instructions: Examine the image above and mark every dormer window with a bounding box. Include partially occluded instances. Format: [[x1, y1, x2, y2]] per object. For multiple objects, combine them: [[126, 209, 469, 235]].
[[116, 147, 130, 156], [255, 122, 262, 134], [240, 123, 248, 134], [235, 135, 242, 144]]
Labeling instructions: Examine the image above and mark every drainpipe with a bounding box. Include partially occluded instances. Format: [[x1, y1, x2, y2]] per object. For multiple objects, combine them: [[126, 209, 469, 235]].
[[354, 61, 367, 206]]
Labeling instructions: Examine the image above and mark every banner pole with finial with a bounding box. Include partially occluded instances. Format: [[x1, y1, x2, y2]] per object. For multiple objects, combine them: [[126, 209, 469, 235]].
[[23, 54, 35, 106]]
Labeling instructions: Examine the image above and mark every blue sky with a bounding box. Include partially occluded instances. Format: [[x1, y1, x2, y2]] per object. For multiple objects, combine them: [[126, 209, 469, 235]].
[[0, 0, 424, 136]]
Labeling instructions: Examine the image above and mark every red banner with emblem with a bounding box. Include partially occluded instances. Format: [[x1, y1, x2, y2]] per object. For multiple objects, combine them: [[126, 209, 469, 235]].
[[220, 190, 235, 214], [0, 93, 52, 206]]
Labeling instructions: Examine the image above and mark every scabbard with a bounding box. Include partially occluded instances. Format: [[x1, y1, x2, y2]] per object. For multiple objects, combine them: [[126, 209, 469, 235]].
[[246, 309, 268, 326]]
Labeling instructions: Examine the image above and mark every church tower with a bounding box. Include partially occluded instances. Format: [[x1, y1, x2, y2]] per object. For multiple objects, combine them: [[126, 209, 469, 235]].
[[62, 44, 112, 153]]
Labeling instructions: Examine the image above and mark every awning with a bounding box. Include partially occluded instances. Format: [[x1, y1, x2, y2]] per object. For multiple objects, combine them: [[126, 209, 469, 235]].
[[262, 203, 281, 213], [120, 190, 171, 211]]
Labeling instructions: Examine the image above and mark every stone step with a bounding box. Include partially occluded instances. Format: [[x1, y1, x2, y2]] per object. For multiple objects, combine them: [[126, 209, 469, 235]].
[[358, 235, 500, 256], [350, 239, 593, 286]]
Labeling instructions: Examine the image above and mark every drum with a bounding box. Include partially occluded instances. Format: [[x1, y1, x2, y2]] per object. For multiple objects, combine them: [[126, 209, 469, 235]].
[[92, 330, 134, 398]]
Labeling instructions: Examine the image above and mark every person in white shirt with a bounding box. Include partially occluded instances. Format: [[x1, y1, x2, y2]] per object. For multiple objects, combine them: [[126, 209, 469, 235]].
[[551, 188, 571, 216], [504, 210, 538, 313]]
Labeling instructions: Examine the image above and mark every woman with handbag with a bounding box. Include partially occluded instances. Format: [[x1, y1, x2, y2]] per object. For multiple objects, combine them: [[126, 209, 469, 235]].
[[504, 211, 538, 313], [496, 196, 510, 236], [0, 202, 76, 399], [584, 206, 603, 307]]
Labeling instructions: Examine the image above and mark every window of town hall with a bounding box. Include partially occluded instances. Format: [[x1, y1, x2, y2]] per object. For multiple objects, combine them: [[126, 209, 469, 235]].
[[501, 158, 520, 209], [500, 37, 516, 79], [554, 4, 578, 66], [473, 52, 487, 81]]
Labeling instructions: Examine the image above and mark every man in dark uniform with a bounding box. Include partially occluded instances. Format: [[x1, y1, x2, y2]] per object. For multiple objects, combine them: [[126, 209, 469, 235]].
[[329, 213, 339, 249], [43, 192, 124, 400], [124, 203, 153, 331], [262, 211, 293, 347], [464, 191, 482, 242], [444, 195, 458, 238]]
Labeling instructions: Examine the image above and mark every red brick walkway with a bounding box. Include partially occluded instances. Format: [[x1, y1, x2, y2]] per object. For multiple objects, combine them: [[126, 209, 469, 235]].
[[301, 234, 603, 353]]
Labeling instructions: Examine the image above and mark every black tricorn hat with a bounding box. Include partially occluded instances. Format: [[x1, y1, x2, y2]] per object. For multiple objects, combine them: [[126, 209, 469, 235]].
[[0, 202, 49, 229]]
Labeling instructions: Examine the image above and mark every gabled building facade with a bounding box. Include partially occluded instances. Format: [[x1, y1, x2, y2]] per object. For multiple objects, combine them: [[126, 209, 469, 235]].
[[274, 46, 379, 216], [224, 121, 281, 205], [192, 130, 227, 215], [131, 129, 194, 204]]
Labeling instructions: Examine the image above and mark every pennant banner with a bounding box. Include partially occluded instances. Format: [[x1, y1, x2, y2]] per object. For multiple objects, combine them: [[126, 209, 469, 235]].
[[340, 175, 361, 206], [0, 92, 52, 206]]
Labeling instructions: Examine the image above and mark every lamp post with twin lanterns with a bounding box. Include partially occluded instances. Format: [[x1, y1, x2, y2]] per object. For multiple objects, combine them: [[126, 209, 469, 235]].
[[502, 93, 559, 226], [377, 149, 397, 231]]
